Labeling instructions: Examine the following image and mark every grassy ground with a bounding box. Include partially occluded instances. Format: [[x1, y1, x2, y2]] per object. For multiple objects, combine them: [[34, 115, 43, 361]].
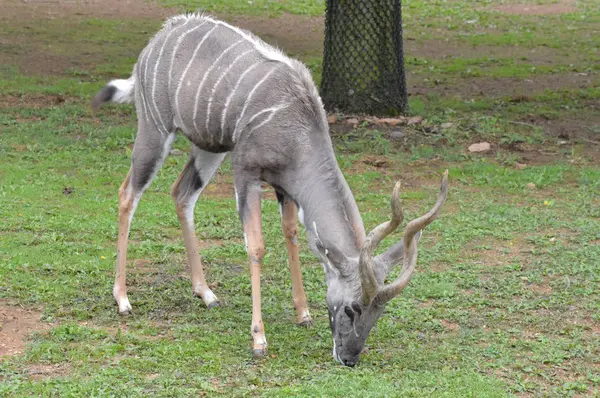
[[0, 0, 599, 396]]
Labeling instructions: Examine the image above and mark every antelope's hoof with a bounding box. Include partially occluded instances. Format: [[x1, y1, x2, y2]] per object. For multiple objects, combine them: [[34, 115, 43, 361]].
[[115, 296, 132, 316], [194, 289, 219, 309], [297, 317, 313, 327], [252, 348, 267, 358]]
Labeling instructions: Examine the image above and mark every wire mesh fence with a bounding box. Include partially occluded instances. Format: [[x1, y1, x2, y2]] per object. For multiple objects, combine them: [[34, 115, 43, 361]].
[[321, 0, 407, 116]]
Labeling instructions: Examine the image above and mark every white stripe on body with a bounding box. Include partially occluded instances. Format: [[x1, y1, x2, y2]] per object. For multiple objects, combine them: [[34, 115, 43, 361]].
[[167, 20, 208, 93], [215, 49, 254, 143], [244, 103, 290, 138], [232, 65, 281, 142], [204, 15, 323, 114], [246, 103, 289, 125], [203, 40, 247, 138], [136, 46, 153, 122], [150, 19, 193, 134], [191, 39, 245, 137], [174, 24, 219, 133], [219, 61, 262, 142], [140, 44, 167, 134], [164, 14, 324, 130], [201, 16, 292, 68]]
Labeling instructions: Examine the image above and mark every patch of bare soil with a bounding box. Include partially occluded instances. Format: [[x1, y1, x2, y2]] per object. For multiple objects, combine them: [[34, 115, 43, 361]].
[[0, 0, 176, 22], [27, 363, 71, 380], [529, 283, 552, 295], [0, 301, 49, 358], [405, 40, 577, 67], [0, 0, 176, 76], [224, 14, 324, 57], [2, 48, 87, 76], [409, 73, 597, 100], [0, 94, 66, 109], [203, 173, 235, 198], [198, 238, 226, 250], [522, 110, 600, 152], [441, 319, 460, 332], [465, 237, 532, 267], [0, 0, 323, 78], [494, 0, 577, 15]]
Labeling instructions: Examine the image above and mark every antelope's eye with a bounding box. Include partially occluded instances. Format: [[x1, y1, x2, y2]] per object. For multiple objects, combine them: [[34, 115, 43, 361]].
[[344, 306, 354, 321]]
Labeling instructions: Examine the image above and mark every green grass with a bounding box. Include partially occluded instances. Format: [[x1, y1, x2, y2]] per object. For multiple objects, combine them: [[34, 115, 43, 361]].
[[156, 0, 325, 17], [2, 100, 599, 396], [1, 0, 600, 396]]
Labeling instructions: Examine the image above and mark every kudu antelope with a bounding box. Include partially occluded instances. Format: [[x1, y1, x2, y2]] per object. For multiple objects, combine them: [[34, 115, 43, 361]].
[[92, 13, 449, 366]]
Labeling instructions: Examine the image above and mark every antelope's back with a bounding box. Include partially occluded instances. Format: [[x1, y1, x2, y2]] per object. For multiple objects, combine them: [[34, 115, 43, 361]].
[[134, 14, 327, 153]]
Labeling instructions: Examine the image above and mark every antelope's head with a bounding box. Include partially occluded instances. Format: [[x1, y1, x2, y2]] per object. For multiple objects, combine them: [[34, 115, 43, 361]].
[[315, 171, 449, 367]]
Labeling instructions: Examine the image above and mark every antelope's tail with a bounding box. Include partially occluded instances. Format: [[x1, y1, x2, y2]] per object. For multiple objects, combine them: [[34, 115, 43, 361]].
[[91, 76, 135, 111]]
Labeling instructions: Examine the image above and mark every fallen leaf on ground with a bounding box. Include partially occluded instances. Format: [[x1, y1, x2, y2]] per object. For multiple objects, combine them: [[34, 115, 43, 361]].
[[407, 116, 424, 125], [376, 117, 404, 126], [345, 118, 359, 127]]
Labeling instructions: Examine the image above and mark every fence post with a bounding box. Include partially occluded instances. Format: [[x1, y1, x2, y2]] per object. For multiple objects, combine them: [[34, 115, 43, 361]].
[[321, 0, 407, 116]]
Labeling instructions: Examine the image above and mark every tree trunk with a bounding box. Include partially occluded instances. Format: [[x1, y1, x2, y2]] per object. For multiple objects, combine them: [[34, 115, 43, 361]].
[[321, 0, 407, 116]]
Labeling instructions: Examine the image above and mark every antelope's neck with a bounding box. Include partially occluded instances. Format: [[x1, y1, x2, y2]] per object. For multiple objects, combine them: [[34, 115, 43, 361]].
[[294, 150, 366, 258]]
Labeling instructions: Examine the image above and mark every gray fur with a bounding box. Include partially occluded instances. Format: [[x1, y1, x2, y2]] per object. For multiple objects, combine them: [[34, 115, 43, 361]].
[[94, 13, 407, 366]]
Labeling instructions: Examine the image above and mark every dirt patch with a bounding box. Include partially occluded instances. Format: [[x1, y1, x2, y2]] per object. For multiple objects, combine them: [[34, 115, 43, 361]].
[[225, 14, 324, 57], [523, 111, 600, 143], [0, 0, 176, 22], [494, 0, 577, 15], [201, 176, 279, 201], [465, 237, 532, 267], [0, 301, 49, 358], [427, 261, 450, 273], [203, 174, 235, 199], [2, 49, 87, 77], [198, 239, 226, 250], [405, 40, 577, 67], [0, 0, 322, 78], [27, 363, 71, 380], [441, 319, 460, 331], [0, 94, 67, 109], [529, 283, 553, 295], [409, 73, 597, 100]]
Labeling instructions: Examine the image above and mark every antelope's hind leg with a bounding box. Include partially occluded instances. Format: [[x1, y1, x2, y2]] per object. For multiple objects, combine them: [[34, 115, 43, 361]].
[[234, 175, 267, 358], [114, 123, 175, 315], [276, 192, 312, 326], [171, 146, 227, 308]]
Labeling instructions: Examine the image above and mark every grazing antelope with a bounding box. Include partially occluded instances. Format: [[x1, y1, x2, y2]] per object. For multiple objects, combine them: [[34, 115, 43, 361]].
[[92, 13, 449, 366]]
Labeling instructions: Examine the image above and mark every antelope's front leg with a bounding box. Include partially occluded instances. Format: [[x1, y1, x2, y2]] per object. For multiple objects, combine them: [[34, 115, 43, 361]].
[[236, 182, 267, 357], [278, 193, 312, 326]]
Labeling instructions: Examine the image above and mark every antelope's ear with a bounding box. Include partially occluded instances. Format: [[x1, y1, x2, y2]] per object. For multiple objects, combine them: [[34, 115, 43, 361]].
[[374, 231, 422, 281]]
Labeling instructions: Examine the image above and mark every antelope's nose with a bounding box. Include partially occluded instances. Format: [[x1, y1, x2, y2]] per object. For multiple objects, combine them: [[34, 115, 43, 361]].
[[342, 359, 357, 367]]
